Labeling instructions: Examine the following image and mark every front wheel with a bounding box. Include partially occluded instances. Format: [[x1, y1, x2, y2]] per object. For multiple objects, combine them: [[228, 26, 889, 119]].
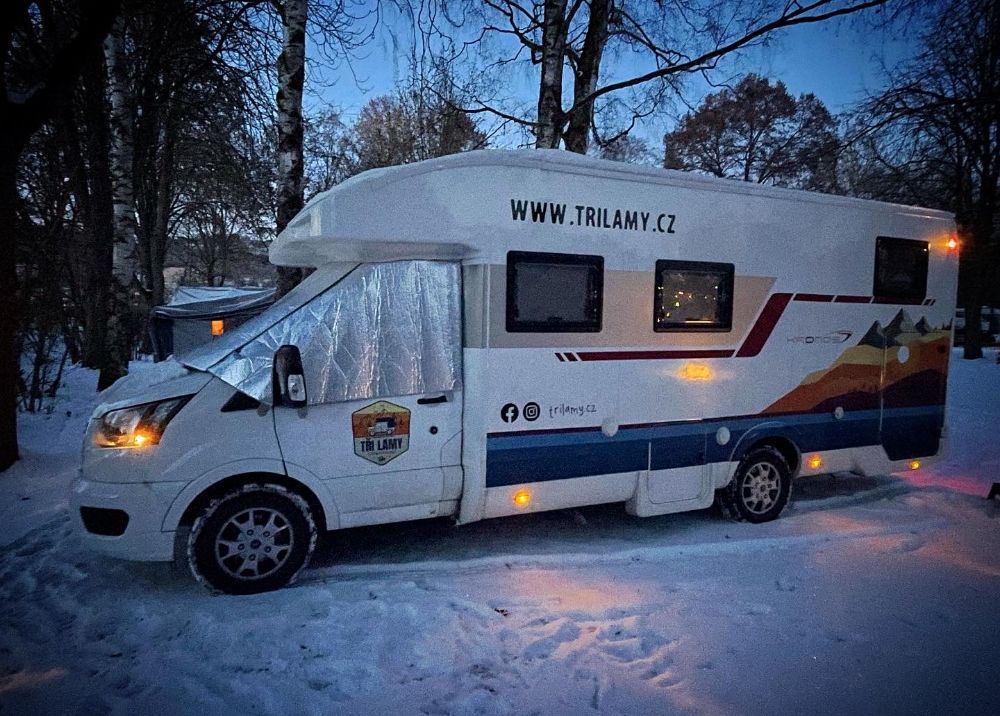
[[188, 483, 317, 594], [717, 446, 792, 523]]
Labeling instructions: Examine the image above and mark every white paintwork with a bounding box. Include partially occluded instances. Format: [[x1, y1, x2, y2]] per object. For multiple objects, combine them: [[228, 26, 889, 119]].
[[273, 391, 463, 516], [483, 473, 637, 519], [72, 151, 959, 565]]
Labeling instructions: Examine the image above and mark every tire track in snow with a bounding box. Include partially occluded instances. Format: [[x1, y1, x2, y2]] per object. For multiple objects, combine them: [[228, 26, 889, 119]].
[[297, 514, 947, 587]]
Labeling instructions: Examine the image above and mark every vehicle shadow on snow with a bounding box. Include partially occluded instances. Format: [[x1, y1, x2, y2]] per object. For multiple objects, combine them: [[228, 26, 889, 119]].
[[308, 472, 910, 574]]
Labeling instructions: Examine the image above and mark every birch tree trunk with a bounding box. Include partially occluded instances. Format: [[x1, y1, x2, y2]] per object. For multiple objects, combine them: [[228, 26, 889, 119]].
[[102, 14, 137, 388], [150, 121, 174, 309], [563, 0, 610, 154], [535, 0, 567, 149], [274, 0, 307, 296]]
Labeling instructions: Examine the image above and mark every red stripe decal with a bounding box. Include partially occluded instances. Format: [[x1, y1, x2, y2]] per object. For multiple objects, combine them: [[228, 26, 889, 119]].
[[558, 290, 924, 365], [576, 349, 734, 362], [556, 353, 566, 362], [735, 293, 793, 358]]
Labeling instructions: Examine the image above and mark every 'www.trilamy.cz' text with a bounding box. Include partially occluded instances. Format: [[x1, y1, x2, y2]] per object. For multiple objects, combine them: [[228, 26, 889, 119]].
[[510, 199, 676, 233]]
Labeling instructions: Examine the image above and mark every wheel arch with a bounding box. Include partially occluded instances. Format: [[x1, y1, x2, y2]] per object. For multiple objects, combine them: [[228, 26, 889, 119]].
[[728, 424, 801, 476], [163, 459, 338, 539]]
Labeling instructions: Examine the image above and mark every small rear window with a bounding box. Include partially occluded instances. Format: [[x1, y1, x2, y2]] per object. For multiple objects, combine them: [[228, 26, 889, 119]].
[[874, 236, 928, 301]]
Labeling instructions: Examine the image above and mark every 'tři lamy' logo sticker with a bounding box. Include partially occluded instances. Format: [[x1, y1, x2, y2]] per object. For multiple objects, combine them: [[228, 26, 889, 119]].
[[352, 401, 410, 465]]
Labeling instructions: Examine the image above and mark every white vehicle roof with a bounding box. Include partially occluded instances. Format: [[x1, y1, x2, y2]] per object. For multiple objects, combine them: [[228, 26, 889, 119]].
[[271, 149, 954, 269], [152, 286, 276, 320]]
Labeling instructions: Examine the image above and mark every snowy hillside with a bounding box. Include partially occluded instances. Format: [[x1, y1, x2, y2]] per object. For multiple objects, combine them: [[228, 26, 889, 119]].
[[1, 352, 998, 714]]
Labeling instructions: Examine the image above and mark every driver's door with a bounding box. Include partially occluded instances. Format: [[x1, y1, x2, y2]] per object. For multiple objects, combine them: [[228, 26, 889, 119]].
[[271, 261, 464, 520], [275, 389, 463, 515]]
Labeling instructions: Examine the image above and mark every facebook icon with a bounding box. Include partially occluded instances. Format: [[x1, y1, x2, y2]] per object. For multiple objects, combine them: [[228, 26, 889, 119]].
[[500, 403, 519, 423]]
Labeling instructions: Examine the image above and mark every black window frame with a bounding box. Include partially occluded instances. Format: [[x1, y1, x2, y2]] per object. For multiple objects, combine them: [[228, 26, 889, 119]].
[[873, 236, 929, 302], [653, 259, 735, 333], [506, 250, 604, 333]]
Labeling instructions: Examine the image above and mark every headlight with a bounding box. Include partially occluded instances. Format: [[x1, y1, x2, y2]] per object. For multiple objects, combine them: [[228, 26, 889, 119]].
[[94, 396, 192, 448]]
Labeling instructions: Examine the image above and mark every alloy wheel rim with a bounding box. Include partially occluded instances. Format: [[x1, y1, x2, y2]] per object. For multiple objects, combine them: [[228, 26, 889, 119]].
[[741, 462, 781, 515], [214, 507, 294, 580]]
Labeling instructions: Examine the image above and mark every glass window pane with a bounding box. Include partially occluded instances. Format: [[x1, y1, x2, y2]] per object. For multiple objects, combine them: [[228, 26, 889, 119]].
[[657, 270, 726, 325], [654, 260, 733, 332], [515, 262, 594, 323], [507, 252, 603, 332], [875, 237, 928, 300]]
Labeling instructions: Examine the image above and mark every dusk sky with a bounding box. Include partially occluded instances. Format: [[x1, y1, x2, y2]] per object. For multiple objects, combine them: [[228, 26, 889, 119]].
[[306, 9, 916, 152]]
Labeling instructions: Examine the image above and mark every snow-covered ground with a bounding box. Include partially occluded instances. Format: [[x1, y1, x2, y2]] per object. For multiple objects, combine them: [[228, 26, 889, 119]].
[[1, 352, 998, 714]]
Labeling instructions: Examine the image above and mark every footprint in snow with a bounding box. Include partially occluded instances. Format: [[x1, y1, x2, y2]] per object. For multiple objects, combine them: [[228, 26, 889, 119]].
[[775, 576, 800, 592], [522, 620, 581, 660]]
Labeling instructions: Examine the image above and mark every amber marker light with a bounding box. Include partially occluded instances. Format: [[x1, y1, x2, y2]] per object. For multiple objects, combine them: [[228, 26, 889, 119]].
[[513, 489, 532, 508], [211, 319, 224, 336], [909, 460, 921, 470], [947, 237, 958, 251], [807, 454, 823, 470], [679, 363, 714, 381]]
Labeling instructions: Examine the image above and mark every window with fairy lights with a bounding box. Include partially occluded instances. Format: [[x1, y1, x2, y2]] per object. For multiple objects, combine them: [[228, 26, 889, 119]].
[[654, 260, 734, 332]]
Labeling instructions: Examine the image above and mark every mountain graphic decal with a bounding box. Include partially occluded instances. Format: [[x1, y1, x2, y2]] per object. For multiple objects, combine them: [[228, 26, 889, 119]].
[[763, 310, 950, 415]]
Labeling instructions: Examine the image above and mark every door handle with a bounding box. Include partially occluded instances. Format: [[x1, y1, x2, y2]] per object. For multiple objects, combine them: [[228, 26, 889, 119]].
[[417, 394, 448, 405]]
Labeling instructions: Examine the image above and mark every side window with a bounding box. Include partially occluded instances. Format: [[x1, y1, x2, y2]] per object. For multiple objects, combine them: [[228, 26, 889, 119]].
[[654, 260, 734, 332], [506, 251, 603, 332], [874, 236, 928, 301]]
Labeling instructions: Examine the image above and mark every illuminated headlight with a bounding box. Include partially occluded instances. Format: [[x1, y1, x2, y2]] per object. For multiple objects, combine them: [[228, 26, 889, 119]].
[[94, 396, 192, 448]]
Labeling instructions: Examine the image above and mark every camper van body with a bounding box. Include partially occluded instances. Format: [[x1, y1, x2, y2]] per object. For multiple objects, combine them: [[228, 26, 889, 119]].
[[73, 151, 959, 591]]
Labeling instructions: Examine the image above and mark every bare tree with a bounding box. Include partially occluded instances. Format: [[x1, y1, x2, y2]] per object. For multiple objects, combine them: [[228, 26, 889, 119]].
[[102, 13, 139, 388], [597, 134, 653, 164], [448, 0, 886, 154], [268, 0, 380, 295], [303, 109, 353, 196], [857, 0, 999, 360], [1, 0, 119, 471], [664, 74, 839, 191], [345, 76, 488, 173], [272, 0, 308, 296]]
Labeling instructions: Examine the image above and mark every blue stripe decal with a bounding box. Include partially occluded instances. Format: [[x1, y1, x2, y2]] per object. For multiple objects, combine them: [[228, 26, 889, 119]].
[[485, 406, 943, 488]]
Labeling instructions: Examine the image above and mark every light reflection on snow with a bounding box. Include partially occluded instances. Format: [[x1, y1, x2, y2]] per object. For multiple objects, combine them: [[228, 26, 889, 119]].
[[0, 668, 67, 694], [896, 471, 994, 497], [508, 568, 644, 612]]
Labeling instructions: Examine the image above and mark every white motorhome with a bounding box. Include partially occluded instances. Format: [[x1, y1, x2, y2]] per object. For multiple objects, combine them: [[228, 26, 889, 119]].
[[73, 151, 959, 593]]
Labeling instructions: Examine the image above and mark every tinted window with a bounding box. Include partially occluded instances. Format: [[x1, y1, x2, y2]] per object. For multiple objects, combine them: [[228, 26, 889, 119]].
[[654, 260, 734, 332], [506, 251, 603, 332], [874, 236, 928, 301]]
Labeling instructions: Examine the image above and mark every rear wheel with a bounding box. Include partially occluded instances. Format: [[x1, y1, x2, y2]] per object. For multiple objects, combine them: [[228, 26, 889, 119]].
[[717, 446, 792, 523], [188, 483, 317, 594]]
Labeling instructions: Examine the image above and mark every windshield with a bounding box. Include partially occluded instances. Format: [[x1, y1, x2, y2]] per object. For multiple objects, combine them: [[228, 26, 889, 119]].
[[184, 261, 462, 406], [181, 263, 358, 372]]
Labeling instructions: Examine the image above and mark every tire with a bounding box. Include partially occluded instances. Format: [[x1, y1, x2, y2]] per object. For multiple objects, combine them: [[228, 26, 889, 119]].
[[187, 483, 317, 595], [717, 446, 792, 523]]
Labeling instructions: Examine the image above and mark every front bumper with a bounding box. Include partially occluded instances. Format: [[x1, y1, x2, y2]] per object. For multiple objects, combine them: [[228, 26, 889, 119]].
[[71, 474, 188, 562]]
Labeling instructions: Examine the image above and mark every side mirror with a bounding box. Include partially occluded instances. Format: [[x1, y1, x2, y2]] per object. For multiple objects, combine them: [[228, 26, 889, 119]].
[[272, 344, 307, 408]]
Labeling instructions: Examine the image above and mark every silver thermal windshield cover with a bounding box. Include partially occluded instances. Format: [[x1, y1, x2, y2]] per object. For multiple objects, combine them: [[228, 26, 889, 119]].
[[180, 261, 463, 405]]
